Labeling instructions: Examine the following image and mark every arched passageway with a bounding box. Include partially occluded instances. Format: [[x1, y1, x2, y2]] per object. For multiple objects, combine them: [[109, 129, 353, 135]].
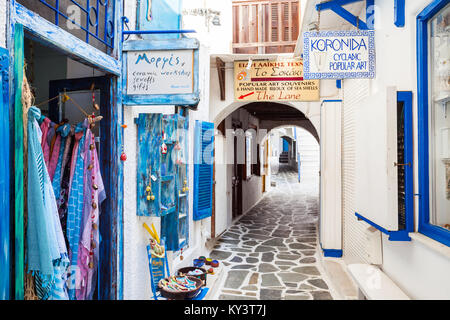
[[210, 103, 333, 300]]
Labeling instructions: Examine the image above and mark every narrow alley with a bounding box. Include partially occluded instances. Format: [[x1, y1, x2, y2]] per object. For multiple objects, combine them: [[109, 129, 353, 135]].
[[211, 165, 334, 300]]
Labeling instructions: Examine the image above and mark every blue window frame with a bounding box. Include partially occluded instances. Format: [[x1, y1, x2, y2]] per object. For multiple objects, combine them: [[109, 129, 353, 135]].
[[417, 0, 450, 247]]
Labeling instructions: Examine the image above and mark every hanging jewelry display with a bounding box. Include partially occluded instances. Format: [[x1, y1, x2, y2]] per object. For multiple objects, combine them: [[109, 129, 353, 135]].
[[120, 124, 127, 161]]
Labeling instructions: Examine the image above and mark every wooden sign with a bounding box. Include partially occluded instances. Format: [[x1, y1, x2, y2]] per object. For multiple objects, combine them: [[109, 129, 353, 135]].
[[234, 59, 320, 102], [127, 49, 194, 95], [303, 30, 375, 79]]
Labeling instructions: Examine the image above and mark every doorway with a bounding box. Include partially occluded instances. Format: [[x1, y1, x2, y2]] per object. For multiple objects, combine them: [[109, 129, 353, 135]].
[[13, 31, 122, 300], [232, 123, 243, 220]]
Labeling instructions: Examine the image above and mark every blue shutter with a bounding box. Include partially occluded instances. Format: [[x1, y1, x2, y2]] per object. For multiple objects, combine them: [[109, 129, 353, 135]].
[[0, 47, 10, 299], [193, 121, 214, 221]]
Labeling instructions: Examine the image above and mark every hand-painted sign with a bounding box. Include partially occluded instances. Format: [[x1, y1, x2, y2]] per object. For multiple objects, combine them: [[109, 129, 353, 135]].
[[234, 58, 320, 102], [303, 30, 375, 79], [127, 50, 194, 95]]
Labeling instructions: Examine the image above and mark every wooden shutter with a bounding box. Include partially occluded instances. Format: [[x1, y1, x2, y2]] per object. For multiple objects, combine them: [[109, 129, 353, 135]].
[[193, 121, 214, 221]]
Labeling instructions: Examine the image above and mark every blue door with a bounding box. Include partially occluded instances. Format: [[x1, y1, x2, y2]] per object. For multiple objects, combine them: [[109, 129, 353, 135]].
[[282, 138, 289, 152]]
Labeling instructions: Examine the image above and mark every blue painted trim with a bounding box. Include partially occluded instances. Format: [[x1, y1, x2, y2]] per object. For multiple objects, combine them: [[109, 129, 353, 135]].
[[316, 0, 372, 30], [322, 99, 342, 103], [122, 38, 200, 107], [0, 47, 10, 300], [123, 38, 200, 51], [394, 0, 406, 27], [319, 242, 343, 257], [336, 80, 342, 89], [417, 0, 450, 248], [323, 249, 343, 258], [123, 93, 200, 106], [397, 91, 414, 234], [355, 212, 411, 241], [13, 3, 121, 76], [123, 29, 196, 35]]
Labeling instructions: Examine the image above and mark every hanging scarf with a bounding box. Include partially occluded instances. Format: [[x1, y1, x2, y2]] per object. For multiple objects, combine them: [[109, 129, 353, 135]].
[[40, 117, 52, 167], [66, 121, 87, 300], [26, 106, 68, 300], [76, 128, 106, 300]]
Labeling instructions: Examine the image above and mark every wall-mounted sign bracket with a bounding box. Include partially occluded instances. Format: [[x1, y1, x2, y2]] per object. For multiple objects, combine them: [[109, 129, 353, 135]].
[[315, 0, 374, 30]]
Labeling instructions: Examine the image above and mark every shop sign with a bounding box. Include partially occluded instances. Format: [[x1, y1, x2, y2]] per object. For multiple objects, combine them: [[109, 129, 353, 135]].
[[303, 30, 375, 79], [234, 58, 320, 102], [127, 49, 194, 95]]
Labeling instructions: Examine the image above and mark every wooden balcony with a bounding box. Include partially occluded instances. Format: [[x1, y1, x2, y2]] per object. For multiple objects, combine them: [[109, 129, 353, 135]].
[[232, 0, 300, 54]]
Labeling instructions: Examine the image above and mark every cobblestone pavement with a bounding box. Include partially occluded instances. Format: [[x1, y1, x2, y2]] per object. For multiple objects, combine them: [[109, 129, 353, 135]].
[[211, 165, 334, 300]]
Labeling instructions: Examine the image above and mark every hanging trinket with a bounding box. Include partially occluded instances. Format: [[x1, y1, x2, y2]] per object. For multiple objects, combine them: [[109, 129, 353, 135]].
[[120, 124, 127, 161], [182, 179, 189, 192], [180, 248, 184, 261], [161, 142, 168, 155]]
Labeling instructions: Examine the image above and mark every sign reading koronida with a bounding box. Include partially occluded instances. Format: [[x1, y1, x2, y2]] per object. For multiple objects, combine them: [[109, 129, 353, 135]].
[[127, 50, 194, 95], [303, 30, 375, 79], [234, 59, 319, 102]]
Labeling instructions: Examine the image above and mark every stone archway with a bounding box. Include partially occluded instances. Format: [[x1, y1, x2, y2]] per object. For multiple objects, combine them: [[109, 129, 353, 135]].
[[212, 101, 319, 143]]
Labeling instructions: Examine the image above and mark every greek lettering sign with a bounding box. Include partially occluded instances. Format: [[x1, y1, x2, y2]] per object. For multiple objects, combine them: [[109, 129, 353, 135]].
[[127, 50, 194, 95], [234, 58, 320, 102], [303, 30, 375, 79]]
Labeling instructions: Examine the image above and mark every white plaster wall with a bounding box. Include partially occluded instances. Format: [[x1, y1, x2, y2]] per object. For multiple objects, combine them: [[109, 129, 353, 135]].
[[320, 101, 342, 251], [121, 1, 215, 297], [298, 0, 450, 299], [0, 0, 6, 48], [214, 133, 229, 236], [182, 0, 233, 54], [123, 105, 175, 300], [382, 235, 450, 300]]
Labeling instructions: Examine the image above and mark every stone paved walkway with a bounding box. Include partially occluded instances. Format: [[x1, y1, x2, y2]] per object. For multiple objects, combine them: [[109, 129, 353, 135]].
[[210, 165, 334, 300]]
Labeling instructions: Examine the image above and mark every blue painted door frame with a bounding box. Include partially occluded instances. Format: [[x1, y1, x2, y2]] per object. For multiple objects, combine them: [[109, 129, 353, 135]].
[[8, 0, 124, 299], [0, 47, 11, 300]]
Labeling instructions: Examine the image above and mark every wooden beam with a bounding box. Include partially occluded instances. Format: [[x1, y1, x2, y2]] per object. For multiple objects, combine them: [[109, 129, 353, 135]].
[[216, 57, 226, 101]]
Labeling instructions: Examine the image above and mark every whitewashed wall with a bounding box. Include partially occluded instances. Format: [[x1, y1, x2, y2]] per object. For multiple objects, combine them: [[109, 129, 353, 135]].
[[339, 0, 450, 299], [182, 0, 233, 54], [0, 0, 6, 48], [121, 1, 214, 299]]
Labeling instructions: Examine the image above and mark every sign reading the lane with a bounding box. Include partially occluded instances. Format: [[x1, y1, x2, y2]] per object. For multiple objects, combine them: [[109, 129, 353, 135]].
[[303, 30, 375, 79], [234, 58, 320, 102]]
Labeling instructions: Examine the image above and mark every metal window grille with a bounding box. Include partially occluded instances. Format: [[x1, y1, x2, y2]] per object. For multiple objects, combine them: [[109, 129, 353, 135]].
[[34, 0, 115, 49]]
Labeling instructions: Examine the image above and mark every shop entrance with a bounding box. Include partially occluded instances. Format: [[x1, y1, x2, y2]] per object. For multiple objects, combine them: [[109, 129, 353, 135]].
[[46, 76, 113, 299], [232, 122, 244, 220], [13, 31, 121, 300]]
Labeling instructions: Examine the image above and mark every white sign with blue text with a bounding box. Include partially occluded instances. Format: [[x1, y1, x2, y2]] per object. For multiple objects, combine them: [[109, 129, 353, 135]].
[[127, 50, 194, 95], [303, 30, 375, 79]]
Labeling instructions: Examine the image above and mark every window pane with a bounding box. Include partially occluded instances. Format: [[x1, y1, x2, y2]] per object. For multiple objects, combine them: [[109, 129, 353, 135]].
[[429, 3, 450, 231]]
